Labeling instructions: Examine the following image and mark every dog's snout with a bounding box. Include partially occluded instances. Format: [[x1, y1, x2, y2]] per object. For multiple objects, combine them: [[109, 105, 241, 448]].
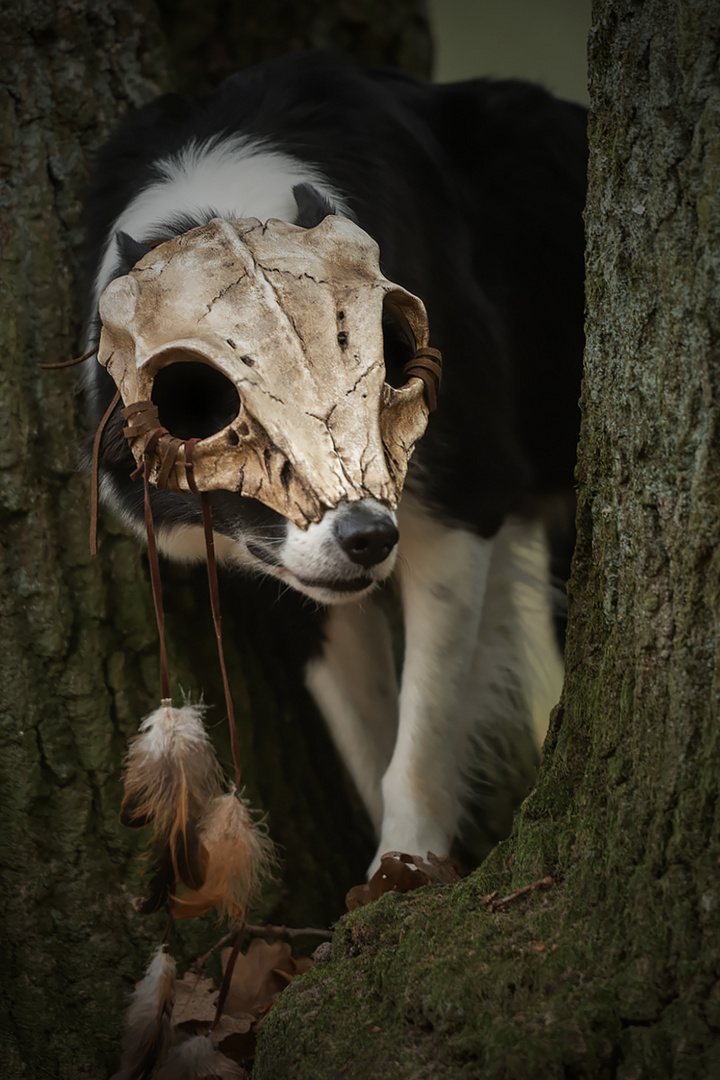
[[334, 504, 399, 568]]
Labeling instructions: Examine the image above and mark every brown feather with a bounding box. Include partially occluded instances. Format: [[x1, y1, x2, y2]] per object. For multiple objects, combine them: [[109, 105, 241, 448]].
[[121, 702, 222, 893], [133, 846, 176, 916], [119, 794, 153, 829], [170, 791, 276, 922], [172, 816, 210, 891], [110, 944, 176, 1080], [154, 1033, 244, 1079], [122, 702, 223, 834]]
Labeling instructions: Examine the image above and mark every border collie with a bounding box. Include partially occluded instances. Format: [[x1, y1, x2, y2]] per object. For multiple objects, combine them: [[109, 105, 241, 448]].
[[83, 52, 587, 874]]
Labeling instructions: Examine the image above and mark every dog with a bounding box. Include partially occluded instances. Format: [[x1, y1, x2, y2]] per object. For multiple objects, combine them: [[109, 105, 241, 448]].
[[82, 52, 587, 875]]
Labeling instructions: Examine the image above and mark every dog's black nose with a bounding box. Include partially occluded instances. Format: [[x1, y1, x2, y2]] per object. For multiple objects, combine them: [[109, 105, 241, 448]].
[[334, 504, 399, 568]]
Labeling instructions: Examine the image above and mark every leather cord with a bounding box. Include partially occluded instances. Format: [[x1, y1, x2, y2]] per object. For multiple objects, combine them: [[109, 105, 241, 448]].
[[89, 388, 122, 557], [141, 456, 171, 702], [184, 440, 244, 791], [123, 401, 195, 492], [403, 346, 443, 412], [39, 344, 98, 370]]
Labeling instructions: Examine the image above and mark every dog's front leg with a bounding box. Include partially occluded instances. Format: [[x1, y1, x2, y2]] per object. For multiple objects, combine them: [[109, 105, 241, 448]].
[[372, 497, 493, 873], [305, 596, 399, 833]]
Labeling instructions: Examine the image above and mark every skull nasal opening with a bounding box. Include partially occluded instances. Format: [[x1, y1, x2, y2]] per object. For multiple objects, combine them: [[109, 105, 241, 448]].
[[150, 350, 241, 441]]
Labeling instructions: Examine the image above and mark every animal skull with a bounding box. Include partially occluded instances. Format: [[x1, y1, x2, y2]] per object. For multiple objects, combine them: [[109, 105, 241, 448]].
[[97, 215, 433, 528]]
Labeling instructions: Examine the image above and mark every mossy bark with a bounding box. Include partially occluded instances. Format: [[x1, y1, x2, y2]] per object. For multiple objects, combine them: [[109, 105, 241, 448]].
[[254, 2, 720, 1078], [0, 3, 430, 1078]]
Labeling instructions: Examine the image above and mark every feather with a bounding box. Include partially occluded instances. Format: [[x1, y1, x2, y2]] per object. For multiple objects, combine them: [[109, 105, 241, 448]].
[[133, 845, 175, 915], [121, 702, 223, 889], [111, 943, 176, 1080], [154, 1033, 244, 1079], [170, 791, 276, 922], [173, 815, 210, 891]]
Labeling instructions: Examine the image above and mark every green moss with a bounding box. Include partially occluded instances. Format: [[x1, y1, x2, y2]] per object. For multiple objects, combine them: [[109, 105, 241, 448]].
[[257, 878, 627, 1079]]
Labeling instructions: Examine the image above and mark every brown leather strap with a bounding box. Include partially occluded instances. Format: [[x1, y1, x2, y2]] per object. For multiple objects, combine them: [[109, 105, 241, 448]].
[[123, 401, 197, 492], [157, 436, 184, 490], [129, 425, 168, 481], [89, 387, 121, 557], [403, 346, 443, 412], [201, 491, 243, 789], [183, 438, 201, 496], [212, 918, 249, 1028], [184, 440, 243, 790], [142, 458, 171, 702], [44, 340, 109, 557], [122, 400, 163, 438], [39, 344, 98, 370], [117, 401, 173, 698]]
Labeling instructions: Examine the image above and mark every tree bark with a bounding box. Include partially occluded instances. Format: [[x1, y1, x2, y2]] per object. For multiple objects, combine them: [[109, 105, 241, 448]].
[[0, 3, 430, 1078], [154, 0, 432, 92], [254, 2, 720, 1078]]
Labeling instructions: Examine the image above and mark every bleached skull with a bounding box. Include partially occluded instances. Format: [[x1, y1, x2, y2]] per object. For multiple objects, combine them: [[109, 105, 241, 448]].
[[97, 215, 436, 528]]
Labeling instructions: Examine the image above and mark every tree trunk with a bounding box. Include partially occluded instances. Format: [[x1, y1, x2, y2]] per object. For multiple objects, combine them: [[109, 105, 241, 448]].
[[154, 0, 432, 92], [254, 2, 720, 1078], [0, 4, 430, 1078]]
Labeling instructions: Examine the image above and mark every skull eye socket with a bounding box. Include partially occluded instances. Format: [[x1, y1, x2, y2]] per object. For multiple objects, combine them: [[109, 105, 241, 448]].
[[382, 296, 418, 386], [151, 356, 241, 440]]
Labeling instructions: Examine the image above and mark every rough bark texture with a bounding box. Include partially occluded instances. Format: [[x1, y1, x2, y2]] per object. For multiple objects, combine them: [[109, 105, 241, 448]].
[[254, 2, 720, 1078], [0, 3, 429, 1078], [154, 0, 432, 92]]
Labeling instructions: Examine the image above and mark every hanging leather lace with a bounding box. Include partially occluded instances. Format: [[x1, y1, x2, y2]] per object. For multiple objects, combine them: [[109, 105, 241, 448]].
[[119, 410, 244, 789]]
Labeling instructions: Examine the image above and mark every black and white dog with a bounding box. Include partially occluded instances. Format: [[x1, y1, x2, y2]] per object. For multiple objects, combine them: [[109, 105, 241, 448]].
[[83, 52, 587, 874]]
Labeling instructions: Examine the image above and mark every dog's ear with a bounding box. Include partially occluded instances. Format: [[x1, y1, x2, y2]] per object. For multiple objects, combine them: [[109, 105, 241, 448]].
[[115, 231, 153, 275], [293, 183, 341, 228]]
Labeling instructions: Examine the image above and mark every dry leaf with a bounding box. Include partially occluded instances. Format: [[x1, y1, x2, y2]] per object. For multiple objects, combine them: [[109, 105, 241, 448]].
[[346, 850, 461, 910], [171, 970, 254, 1066], [172, 972, 221, 1027], [214, 1026, 259, 1065], [222, 939, 298, 1017], [163, 935, 314, 1071]]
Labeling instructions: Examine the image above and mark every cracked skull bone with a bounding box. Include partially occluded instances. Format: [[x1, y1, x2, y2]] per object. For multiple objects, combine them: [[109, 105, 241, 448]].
[[97, 216, 432, 528]]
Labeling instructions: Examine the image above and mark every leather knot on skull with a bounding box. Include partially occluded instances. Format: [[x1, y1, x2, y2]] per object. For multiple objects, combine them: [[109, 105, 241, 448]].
[[97, 215, 436, 528]]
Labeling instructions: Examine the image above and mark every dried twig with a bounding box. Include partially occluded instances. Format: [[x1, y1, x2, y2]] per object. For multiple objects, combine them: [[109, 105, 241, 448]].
[[189, 932, 235, 974], [489, 875, 553, 912], [188, 923, 332, 976], [245, 923, 333, 942]]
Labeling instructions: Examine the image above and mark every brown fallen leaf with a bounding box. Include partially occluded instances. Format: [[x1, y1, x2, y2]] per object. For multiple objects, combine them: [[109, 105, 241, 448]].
[[173, 971, 218, 1027], [221, 939, 311, 1017], [208, 938, 314, 1063], [171, 969, 258, 1068], [172, 971, 254, 1041], [346, 850, 462, 910], [159, 933, 315, 1072]]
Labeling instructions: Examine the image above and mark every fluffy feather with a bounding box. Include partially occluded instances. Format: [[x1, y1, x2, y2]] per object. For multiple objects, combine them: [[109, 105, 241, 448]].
[[133, 846, 176, 915], [154, 1034, 244, 1079], [170, 791, 276, 922], [121, 702, 224, 889], [111, 944, 176, 1080]]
